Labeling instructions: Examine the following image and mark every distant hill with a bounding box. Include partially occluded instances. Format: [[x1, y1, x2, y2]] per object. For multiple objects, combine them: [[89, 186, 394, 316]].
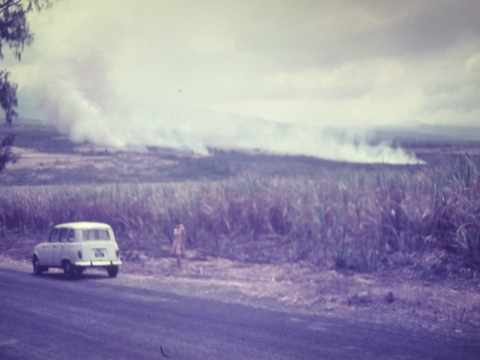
[[368, 125, 480, 146]]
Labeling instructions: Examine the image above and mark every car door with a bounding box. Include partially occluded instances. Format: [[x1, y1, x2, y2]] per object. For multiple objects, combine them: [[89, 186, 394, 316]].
[[60, 228, 76, 263], [46, 228, 60, 265], [51, 228, 70, 266]]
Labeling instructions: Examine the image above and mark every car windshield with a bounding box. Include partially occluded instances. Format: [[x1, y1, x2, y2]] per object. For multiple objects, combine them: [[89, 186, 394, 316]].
[[82, 229, 111, 241]]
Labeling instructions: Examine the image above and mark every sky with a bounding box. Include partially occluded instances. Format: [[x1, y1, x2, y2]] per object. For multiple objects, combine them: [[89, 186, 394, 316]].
[[5, 0, 480, 163]]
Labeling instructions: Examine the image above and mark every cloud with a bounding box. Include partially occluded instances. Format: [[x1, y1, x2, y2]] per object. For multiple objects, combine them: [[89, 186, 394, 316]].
[[418, 49, 480, 125], [466, 52, 480, 73]]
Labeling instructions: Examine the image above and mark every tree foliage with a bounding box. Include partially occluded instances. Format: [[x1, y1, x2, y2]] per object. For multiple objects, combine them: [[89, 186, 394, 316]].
[[0, 71, 17, 125], [0, 0, 50, 171], [0, 133, 16, 171]]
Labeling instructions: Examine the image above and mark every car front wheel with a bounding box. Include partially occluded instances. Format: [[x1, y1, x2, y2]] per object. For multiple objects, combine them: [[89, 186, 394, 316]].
[[32, 256, 47, 275]]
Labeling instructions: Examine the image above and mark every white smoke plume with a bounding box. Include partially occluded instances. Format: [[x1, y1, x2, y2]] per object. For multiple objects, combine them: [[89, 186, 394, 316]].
[[12, 0, 424, 164]]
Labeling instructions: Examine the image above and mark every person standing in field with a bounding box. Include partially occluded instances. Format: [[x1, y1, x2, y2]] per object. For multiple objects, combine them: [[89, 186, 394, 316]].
[[172, 220, 186, 268]]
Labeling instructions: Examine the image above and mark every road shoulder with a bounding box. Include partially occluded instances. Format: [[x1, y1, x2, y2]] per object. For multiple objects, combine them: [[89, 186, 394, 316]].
[[1, 254, 479, 340]]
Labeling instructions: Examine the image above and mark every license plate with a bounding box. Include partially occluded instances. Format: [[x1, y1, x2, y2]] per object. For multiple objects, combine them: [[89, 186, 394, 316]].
[[94, 249, 105, 258]]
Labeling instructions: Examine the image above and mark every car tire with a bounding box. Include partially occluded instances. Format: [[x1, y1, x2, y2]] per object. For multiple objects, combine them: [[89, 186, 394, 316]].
[[107, 266, 119, 278], [62, 260, 80, 279]]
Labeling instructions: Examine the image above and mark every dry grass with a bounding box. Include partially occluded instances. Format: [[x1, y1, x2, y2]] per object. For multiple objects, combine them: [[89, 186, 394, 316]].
[[0, 154, 479, 275], [117, 254, 480, 336]]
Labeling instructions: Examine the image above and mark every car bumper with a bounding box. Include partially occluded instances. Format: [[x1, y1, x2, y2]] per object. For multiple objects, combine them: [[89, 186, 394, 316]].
[[74, 260, 122, 267]]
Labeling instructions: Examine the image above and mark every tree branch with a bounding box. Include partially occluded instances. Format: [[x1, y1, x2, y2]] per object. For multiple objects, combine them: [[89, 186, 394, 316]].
[[0, 0, 23, 13]]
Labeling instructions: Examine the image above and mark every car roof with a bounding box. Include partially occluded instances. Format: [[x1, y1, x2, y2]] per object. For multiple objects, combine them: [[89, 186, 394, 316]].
[[54, 222, 112, 230]]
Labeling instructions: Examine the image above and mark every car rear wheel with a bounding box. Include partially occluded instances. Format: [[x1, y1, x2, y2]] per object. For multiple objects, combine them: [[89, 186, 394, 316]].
[[107, 265, 119, 278], [62, 260, 80, 279]]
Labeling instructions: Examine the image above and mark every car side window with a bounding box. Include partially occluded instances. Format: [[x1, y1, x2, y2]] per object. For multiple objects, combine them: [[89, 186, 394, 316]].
[[58, 228, 70, 243], [82, 229, 111, 241], [66, 229, 75, 242], [49, 229, 59, 242]]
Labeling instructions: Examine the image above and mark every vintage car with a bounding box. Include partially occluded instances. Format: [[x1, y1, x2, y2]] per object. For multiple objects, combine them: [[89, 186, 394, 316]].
[[32, 222, 122, 278]]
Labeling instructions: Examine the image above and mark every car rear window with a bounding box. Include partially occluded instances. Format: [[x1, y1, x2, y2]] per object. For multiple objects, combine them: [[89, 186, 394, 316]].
[[82, 229, 111, 241]]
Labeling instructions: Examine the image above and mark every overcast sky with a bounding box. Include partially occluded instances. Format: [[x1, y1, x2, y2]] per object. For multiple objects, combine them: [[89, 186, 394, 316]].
[[5, 0, 480, 162]]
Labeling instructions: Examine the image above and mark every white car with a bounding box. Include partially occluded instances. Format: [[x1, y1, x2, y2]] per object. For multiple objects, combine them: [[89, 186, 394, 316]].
[[32, 222, 122, 278]]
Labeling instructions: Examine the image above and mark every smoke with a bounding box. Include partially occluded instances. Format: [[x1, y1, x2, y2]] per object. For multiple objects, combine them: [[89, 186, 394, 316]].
[[13, 0, 423, 164]]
